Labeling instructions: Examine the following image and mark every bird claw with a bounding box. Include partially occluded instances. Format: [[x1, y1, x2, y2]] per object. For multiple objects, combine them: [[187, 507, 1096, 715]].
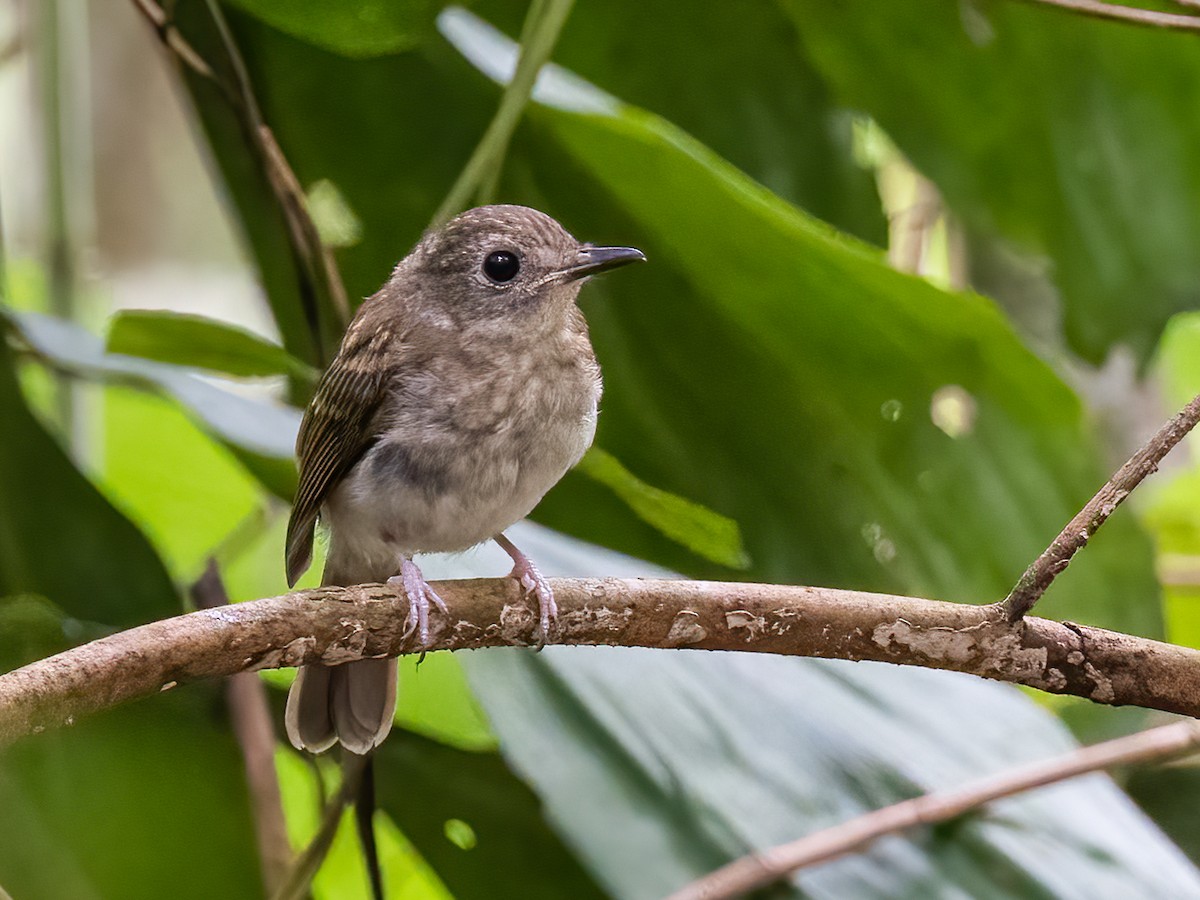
[[507, 550, 557, 646], [388, 557, 447, 648]]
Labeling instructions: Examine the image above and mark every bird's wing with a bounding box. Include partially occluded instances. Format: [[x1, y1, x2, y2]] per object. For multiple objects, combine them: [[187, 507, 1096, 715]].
[[285, 324, 394, 586]]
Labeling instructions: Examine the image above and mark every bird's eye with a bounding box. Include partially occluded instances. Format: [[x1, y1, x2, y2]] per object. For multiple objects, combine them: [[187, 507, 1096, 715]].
[[483, 250, 520, 283]]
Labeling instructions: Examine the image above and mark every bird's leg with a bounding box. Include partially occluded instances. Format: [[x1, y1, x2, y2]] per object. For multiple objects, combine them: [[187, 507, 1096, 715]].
[[494, 532, 557, 641], [387, 556, 447, 647]]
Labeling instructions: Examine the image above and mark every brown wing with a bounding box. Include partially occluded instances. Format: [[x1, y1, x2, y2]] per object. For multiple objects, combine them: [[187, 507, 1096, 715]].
[[285, 325, 393, 586]]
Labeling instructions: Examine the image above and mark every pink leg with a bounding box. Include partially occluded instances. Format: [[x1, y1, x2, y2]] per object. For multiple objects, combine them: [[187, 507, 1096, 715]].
[[386, 556, 448, 647], [494, 533, 557, 641]]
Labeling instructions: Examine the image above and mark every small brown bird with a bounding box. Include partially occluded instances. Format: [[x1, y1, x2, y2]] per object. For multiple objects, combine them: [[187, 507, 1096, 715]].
[[284, 204, 644, 755]]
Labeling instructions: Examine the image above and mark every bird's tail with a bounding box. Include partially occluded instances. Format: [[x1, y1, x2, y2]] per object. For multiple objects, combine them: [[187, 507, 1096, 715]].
[[285, 659, 397, 899], [285, 658, 398, 755]]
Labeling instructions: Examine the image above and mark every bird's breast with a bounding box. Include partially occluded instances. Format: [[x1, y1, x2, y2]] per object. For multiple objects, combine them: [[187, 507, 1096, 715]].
[[322, 341, 600, 572]]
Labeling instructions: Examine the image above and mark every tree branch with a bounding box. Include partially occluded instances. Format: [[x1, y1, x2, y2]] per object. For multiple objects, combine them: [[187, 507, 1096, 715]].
[[668, 717, 1200, 900], [1017, 0, 1200, 31], [1002, 391, 1200, 620], [4, 577, 1200, 748]]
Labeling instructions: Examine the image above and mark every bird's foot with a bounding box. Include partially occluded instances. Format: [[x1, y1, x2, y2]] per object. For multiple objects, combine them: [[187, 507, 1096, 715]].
[[495, 533, 557, 644], [387, 557, 448, 648]]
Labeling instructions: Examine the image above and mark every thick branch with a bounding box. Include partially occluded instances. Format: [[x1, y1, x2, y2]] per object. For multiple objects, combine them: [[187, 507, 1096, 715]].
[[1003, 391, 1200, 620], [670, 718, 1200, 900], [3, 578, 1200, 748]]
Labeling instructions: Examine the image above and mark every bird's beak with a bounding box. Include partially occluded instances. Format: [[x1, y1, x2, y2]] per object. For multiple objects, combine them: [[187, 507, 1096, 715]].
[[561, 245, 646, 281]]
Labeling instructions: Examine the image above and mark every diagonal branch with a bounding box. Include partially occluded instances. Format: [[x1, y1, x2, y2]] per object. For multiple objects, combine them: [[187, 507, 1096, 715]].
[[668, 717, 1200, 900], [4, 577, 1200, 749], [1017, 0, 1200, 30], [130, 0, 349, 364], [1002, 390, 1200, 620]]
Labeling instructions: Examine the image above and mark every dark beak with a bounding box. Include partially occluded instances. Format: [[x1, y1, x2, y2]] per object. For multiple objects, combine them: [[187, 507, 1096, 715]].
[[562, 245, 646, 281]]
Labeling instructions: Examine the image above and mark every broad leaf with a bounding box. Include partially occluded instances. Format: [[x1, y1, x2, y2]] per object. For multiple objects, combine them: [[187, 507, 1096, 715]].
[[10, 311, 300, 500], [473, 0, 885, 244], [0, 336, 177, 627], [783, 1, 1200, 363], [468, 648, 1200, 899], [107, 309, 316, 382], [444, 8, 1160, 635], [450, 528, 1199, 898], [0, 689, 262, 899]]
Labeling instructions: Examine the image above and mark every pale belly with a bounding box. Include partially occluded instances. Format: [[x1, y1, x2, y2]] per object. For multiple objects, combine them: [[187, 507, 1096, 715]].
[[321, 399, 596, 582]]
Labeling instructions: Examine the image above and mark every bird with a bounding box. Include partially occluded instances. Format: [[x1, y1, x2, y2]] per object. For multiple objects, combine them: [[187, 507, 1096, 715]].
[[283, 204, 644, 757]]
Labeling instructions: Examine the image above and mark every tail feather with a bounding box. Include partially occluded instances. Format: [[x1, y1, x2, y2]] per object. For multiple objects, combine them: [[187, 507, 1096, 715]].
[[332, 658, 398, 755], [284, 665, 338, 753], [285, 659, 398, 756]]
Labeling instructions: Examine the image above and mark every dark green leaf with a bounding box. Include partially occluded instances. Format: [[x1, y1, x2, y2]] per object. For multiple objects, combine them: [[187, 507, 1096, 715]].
[[107, 309, 317, 382], [374, 729, 607, 900], [782, 0, 1200, 363], [439, 11, 1160, 634], [0, 688, 262, 899], [466, 647, 1200, 899], [473, 0, 885, 244], [11, 311, 299, 500], [0, 336, 177, 627], [224, 0, 447, 59]]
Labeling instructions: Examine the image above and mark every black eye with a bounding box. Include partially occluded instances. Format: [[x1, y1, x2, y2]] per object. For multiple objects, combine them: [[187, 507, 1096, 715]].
[[483, 250, 520, 283]]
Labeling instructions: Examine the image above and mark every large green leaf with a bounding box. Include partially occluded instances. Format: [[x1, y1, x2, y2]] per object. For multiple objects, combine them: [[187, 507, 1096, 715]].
[[467, 647, 1200, 899], [223, 0, 447, 59], [473, 0, 885, 244], [107, 309, 317, 382], [0, 336, 177, 627], [438, 526, 1197, 897], [11, 311, 300, 500], [439, 9, 1159, 634], [0, 688, 262, 899], [782, 1, 1200, 363], [375, 729, 607, 900]]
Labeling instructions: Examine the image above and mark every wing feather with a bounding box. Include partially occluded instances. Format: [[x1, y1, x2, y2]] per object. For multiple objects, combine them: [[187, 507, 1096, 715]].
[[285, 325, 394, 586]]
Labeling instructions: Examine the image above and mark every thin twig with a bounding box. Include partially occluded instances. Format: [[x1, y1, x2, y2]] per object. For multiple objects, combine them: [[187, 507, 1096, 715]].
[[202, 0, 350, 333], [1002, 391, 1200, 620], [668, 718, 1200, 900], [431, 0, 575, 225], [5, 577, 1200, 748], [271, 754, 368, 900], [130, 0, 226, 91], [191, 561, 291, 896], [130, 0, 349, 365], [1017, 0, 1200, 30]]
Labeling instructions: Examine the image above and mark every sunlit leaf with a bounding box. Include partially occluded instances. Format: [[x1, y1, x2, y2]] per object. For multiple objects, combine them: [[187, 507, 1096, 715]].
[[107, 310, 317, 382]]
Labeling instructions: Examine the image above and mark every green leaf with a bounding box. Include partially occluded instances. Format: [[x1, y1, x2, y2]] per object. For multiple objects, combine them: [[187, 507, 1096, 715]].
[[0, 689, 262, 899], [374, 729, 607, 900], [466, 647, 1200, 898], [441, 9, 1159, 634], [224, 0, 448, 59], [10, 311, 299, 501], [576, 447, 749, 569], [106, 309, 317, 382], [472, 0, 885, 244], [0, 336, 178, 627], [782, 0, 1200, 364]]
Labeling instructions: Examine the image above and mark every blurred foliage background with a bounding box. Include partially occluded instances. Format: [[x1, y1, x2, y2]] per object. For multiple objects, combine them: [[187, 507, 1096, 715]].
[[6, 1, 1200, 897]]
